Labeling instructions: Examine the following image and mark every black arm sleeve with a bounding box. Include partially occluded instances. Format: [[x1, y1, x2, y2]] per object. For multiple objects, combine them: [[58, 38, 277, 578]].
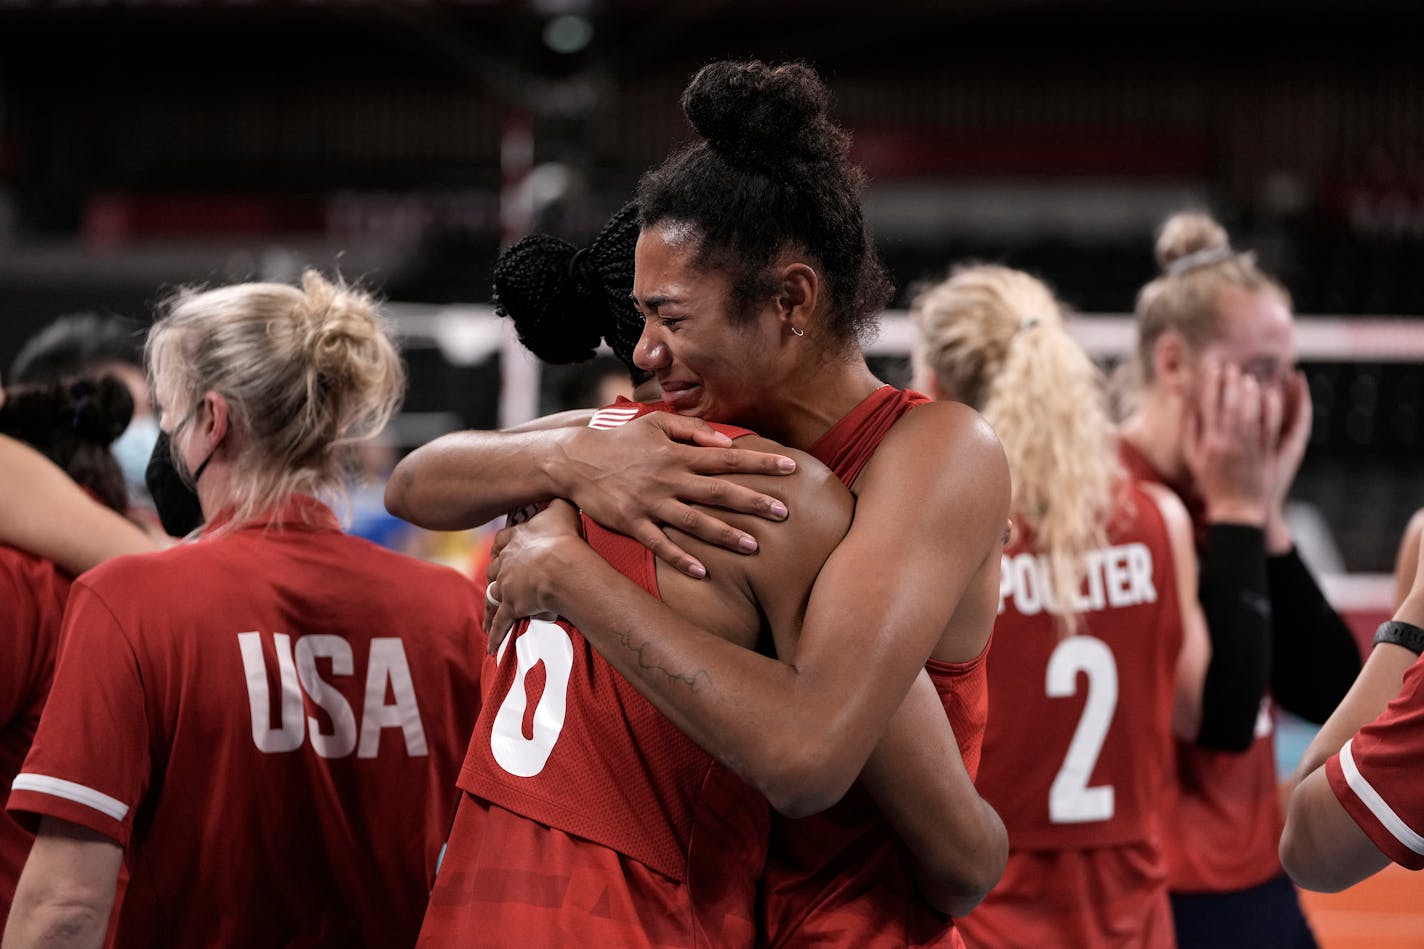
[[1195, 524, 1273, 752], [1268, 548, 1364, 724]]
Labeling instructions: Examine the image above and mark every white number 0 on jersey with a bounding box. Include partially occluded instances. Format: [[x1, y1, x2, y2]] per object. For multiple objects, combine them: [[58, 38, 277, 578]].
[[490, 619, 575, 777], [1046, 634, 1118, 824]]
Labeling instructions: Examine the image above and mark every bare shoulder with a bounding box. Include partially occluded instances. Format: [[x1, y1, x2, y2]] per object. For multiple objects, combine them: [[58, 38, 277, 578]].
[[878, 400, 1007, 478], [725, 434, 848, 507], [1137, 480, 1197, 568], [1138, 480, 1192, 534], [862, 401, 1010, 517], [718, 434, 854, 559]]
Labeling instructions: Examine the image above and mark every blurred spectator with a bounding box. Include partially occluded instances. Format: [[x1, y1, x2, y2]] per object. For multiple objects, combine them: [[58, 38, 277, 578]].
[[9, 313, 160, 529]]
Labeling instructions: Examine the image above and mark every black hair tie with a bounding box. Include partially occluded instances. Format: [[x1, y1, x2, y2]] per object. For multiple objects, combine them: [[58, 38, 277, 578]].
[[69, 379, 95, 431]]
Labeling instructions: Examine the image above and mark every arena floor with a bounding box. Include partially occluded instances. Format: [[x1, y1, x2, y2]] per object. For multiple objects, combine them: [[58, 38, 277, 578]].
[[1300, 864, 1424, 948]]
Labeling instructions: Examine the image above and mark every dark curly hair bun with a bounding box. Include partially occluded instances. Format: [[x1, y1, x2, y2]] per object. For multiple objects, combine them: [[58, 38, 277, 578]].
[[0, 373, 133, 513], [70, 375, 135, 444], [491, 202, 647, 380], [682, 60, 845, 169], [493, 233, 605, 365]]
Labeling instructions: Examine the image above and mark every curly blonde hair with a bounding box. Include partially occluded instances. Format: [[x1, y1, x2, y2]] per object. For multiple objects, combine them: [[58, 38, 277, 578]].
[[146, 270, 405, 531], [912, 263, 1121, 632]]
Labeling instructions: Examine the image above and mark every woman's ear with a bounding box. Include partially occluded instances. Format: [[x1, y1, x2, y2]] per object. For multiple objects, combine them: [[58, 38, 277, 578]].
[[1153, 329, 1195, 397], [776, 262, 819, 335], [199, 391, 231, 448]]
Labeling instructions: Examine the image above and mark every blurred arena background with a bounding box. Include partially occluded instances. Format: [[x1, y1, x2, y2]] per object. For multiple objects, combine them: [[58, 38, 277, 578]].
[[2, 1, 1423, 941]]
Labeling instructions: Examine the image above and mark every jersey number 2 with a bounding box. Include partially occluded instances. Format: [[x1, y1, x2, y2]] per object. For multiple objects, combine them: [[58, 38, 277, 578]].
[[1046, 635, 1118, 824], [490, 619, 574, 777]]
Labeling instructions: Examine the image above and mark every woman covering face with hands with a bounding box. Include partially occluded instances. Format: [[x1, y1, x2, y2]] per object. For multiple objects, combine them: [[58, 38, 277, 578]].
[[1117, 210, 1360, 949]]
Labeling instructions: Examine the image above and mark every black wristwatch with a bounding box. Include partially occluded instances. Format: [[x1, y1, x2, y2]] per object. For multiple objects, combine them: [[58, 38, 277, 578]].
[[1373, 620, 1424, 656]]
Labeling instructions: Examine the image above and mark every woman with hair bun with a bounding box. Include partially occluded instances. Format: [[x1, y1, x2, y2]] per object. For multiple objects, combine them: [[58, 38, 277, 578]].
[[1120, 211, 1360, 948], [5, 271, 485, 949], [0, 375, 134, 518], [0, 373, 154, 574], [416, 201, 1001, 947], [395, 60, 1010, 948], [493, 200, 659, 407], [910, 263, 1211, 948]]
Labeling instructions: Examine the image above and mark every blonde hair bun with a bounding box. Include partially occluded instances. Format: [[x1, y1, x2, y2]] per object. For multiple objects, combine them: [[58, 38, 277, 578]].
[[1154, 211, 1230, 271]]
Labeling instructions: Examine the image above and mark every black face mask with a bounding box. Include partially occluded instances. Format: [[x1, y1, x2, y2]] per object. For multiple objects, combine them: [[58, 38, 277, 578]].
[[144, 429, 208, 538]]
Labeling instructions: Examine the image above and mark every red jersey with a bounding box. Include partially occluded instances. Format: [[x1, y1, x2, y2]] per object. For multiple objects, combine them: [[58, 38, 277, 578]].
[[1325, 652, 1424, 870], [421, 401, 768, 949], [1119, 440, 1284, 893], [761, 385, 987, 949], [8, 495, 484, 949], [0, 547, 70, 929], [958, 483, 1182, 949]]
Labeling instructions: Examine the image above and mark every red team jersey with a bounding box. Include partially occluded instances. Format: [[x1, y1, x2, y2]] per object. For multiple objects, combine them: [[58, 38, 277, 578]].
[[7, 495, 484, 948], [0, 547, 70, 929], [1119, 441, 1285, 894], [1325, 652, 1424, 871], [957, 483, 1183, 949], [759, 385, 991, 949], [421, 401, 769, 949]]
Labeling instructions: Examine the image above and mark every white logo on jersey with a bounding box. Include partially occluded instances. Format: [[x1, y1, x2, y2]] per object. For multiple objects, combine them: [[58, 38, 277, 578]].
[[237, 632, 428, 758], [588, 406, 641, 430], [998, 543, 1157, 617]]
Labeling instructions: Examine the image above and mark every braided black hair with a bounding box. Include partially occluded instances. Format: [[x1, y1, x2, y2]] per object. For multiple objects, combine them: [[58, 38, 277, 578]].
[[636, 60, 893, 345], [0, 374, 133, 513], [492, 202, 648, 385]]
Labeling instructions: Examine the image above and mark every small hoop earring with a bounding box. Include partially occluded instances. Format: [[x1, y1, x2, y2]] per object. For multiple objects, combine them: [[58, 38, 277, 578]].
[[790, 326, 806, 337]]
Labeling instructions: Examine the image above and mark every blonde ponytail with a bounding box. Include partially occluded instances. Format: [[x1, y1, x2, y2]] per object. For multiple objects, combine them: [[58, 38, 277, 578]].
[[913, 264, 1120, 632]]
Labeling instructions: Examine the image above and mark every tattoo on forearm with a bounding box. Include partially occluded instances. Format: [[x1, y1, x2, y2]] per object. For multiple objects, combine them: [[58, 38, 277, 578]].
[[620, 631, 712, 691]]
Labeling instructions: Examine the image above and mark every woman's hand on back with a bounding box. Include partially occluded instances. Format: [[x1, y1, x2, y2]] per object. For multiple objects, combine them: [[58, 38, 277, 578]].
[[560, 412, 797, 578], [484, 499, 583, 651]]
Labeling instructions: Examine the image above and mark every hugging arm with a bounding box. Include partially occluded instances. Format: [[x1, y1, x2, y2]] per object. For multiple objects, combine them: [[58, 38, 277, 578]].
[[856, 676, 1007, 917], [0, 435, 156, 574], [385, 413, 796, 576], [486, 402, 1011, 817]]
